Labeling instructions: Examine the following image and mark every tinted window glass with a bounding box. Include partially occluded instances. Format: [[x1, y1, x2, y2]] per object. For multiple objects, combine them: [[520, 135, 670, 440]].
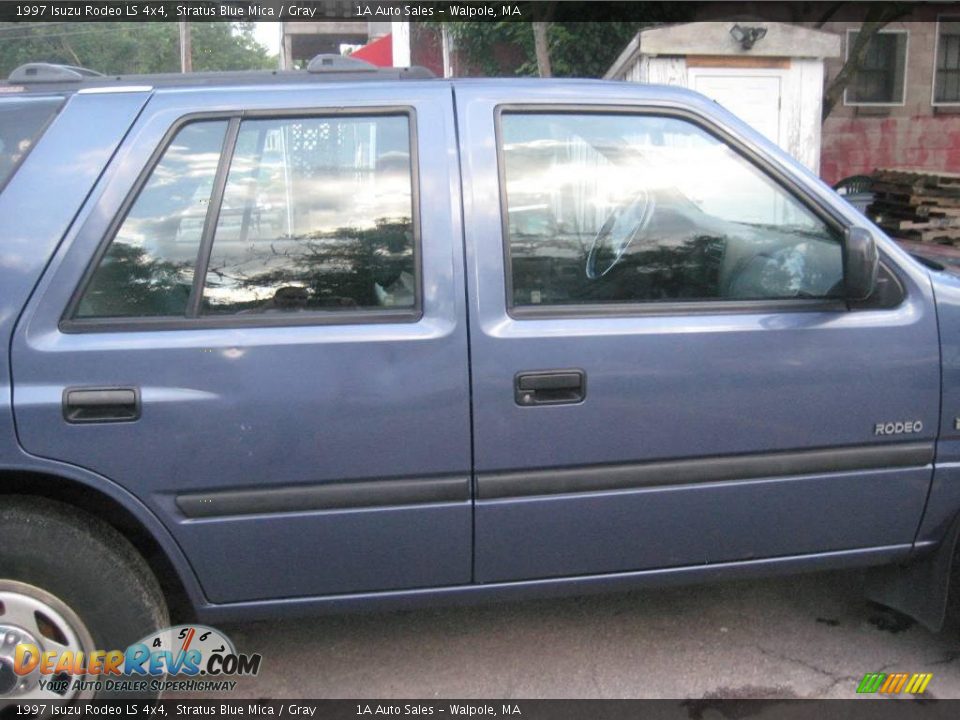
[[0, 96, 64, 188], [77, 121, 228, 319], [500, 113, 842, 308], [201, 115, 415, 315]]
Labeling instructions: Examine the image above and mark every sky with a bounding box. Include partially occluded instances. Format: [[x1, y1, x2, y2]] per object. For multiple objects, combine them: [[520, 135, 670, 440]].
[[253, 23, 282, 55]]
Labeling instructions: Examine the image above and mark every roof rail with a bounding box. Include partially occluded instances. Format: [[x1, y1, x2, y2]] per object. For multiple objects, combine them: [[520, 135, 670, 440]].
[[2, 60, 435, 94], [8, 63, 104, 83], [307, 54, 377, 73]]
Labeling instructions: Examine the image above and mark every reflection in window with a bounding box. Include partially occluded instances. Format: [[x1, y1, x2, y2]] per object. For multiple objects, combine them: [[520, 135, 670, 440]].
[[0, 96, 64, 188], [500, 113, 842, 307], [202, 115, 415, 314], [77, 121, 228, 318]]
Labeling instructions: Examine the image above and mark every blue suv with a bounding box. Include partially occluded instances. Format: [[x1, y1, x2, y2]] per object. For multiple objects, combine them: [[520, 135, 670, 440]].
[[1, 59, 959, 699]]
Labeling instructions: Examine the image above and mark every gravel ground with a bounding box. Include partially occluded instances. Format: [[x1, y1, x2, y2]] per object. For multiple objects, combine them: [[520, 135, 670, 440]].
[[171, 569, 960, 700]]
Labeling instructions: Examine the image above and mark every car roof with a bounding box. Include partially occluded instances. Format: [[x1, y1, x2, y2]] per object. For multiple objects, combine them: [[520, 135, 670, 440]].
[[0, 61, 715, 106]]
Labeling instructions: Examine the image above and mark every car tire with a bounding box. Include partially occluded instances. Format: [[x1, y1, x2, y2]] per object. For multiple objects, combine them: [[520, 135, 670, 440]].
[[0, 495, 168, 700]]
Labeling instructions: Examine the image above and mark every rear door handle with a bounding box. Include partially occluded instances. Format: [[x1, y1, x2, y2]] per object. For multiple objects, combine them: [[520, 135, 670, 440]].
[[515, 370, 585, 406], [63, 387, 140, 423]]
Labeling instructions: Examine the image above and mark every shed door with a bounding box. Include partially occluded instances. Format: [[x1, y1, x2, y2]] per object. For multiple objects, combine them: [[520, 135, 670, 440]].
[[690, 71, 782, 145]]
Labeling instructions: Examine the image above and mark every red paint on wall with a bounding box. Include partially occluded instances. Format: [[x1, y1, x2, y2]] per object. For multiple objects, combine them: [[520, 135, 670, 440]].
[[821, 115, 960, 185], [410, 25, 443, 77]]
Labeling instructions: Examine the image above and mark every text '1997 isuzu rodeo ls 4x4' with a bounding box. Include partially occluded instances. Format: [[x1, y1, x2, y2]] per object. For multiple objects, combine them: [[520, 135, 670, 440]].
[[1, 57, 960, 699]]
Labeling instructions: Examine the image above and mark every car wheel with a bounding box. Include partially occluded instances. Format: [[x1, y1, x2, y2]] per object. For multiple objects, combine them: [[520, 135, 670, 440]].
[[0, 496, 168, 701]]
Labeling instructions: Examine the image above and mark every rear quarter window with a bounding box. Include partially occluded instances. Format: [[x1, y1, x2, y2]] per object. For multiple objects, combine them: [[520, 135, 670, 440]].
[[0, 95, 65, 189]]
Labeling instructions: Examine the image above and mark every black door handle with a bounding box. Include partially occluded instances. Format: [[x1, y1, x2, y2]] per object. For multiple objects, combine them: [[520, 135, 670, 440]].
[[63, 387, 140, 423], [515, 370, 585, 406]]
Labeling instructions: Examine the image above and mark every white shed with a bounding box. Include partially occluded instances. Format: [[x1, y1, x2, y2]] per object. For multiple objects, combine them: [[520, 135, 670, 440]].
[[605, 22, 842, 172]]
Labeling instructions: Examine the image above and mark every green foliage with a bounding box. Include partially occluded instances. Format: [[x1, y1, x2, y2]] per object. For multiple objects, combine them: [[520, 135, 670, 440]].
[[0, 22, 275, 77], [436, 10, 691, 78], [435, 22, 655, 78]]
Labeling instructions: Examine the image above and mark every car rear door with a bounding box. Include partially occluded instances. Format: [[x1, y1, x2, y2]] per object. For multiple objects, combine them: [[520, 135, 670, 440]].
[[11, 81, 472, 603], [456, 82, 939, 583]]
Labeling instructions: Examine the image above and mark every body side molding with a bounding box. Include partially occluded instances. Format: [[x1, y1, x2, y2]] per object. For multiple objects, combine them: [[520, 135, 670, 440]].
[[177, 475, 471, 519], [478, 442, 934, 500]]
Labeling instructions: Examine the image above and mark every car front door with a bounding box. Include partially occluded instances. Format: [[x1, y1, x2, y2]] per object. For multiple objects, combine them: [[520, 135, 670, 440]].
[[456, 84, 939, 583], [11, 82, 472, 603]]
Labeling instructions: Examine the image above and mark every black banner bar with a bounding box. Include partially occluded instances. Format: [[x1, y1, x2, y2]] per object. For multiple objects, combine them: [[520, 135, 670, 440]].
[[0, 700, 954, 719], [0, 1, 929, 24], [4, 2, 588, 23]]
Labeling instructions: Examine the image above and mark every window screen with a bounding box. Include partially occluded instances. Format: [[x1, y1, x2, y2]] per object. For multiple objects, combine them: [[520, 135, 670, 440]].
[[936, 19, 960, 104], [846, 31, 908, 105]]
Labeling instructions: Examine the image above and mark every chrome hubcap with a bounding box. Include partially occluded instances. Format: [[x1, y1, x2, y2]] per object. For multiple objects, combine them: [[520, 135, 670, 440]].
[[0, 657, 19, 694], [0, 580, 96, 701]]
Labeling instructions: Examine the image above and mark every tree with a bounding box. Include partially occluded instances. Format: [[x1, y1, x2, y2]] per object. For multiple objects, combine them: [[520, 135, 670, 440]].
[[0, 22, 275, 77], [437, 22, 640, 79], [532, 22, 552, 78], [435, 3, 686, 80]]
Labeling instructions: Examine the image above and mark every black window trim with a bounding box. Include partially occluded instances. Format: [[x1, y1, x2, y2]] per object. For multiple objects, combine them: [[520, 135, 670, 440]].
[[61, 106, 424, 333], [494, 102, 903, 320], [0, 93, 67, 195], [186, 115, 240, 318]]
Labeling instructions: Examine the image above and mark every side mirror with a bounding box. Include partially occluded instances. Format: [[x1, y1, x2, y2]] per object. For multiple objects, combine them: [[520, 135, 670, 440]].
[[844, 227, 879, 301]]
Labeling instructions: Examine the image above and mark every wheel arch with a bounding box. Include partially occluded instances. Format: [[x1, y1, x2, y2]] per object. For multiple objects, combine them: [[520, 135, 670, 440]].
[[0, 465, 204, 622]]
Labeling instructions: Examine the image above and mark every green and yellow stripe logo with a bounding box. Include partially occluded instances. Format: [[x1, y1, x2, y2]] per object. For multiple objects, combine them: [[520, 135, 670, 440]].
[[856, 672, 932, 694]]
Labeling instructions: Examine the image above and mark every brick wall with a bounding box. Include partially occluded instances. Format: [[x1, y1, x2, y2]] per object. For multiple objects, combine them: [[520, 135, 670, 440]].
[[410, 24, 443, 77], [820, 15, 960, 185], [821, 115, 960, 185]]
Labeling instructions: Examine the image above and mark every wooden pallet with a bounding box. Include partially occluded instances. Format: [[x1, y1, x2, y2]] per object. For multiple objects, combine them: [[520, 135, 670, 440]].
[[892, 227, 960, 243], [870, 204, 932, 221], [869, 168, 960, 245], [872, 204, 960, 221], [879, 217, 960, 231], [874, 168, 960, 189], [872, 188, 960, 206]]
